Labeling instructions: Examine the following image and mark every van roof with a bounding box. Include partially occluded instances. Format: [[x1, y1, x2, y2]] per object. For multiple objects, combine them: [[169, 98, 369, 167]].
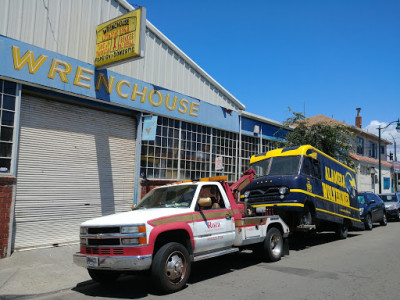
[[250, 145, 355, 172]]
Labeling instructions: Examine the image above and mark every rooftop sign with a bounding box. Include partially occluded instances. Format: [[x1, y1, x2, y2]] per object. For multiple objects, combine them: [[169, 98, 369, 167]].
[[95, 8, 146, 69]]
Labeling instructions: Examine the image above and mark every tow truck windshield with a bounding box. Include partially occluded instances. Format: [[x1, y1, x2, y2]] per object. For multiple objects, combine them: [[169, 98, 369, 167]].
[[249, 156, 301, 178], [136, 185, 197, 209]]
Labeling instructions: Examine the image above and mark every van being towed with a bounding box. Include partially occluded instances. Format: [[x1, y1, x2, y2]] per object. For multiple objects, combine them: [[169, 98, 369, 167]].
[[241, 145, 364, 238]]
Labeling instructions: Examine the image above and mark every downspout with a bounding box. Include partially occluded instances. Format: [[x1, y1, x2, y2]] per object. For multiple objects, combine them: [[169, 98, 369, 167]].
[[134, 112, 143, 204]]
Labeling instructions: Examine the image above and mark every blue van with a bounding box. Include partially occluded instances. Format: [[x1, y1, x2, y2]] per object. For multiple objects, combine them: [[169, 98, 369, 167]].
[[241, 145, 363, 238]]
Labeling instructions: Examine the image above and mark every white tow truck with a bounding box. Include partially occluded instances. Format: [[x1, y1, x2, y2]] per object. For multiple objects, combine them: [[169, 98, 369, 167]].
[[73, 170, 290, 293]]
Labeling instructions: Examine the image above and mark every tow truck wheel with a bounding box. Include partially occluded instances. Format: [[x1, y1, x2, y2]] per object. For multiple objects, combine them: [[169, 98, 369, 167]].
[[257, 227, 283, 262], [152, 242, 191, 293], [88, 269, 120, 284]]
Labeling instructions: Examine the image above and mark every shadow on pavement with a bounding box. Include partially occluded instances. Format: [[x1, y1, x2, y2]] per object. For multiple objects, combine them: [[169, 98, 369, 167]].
[[71, 252, 261, 298], [289, 231, 362, 251], [70, 232, 363, 298]]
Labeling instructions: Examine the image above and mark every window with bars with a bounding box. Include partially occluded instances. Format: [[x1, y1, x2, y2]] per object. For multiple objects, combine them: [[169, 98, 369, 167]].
[[141, 116, 239, 181], [181, 121, 212, 180], [240, 135, 260, 174], [0, 80, 17, 174], [212, 128, 237, 181]]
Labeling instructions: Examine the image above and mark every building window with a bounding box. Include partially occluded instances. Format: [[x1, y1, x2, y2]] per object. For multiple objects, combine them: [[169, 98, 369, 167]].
[[0, 80, 17, 174], [357, 136, 364, 155], [212, 128, 237, 181], [140, 116, 238, 182], [369, 142, 377, 158], [181, 121, 212, 180], [240, 135, 259, 174]]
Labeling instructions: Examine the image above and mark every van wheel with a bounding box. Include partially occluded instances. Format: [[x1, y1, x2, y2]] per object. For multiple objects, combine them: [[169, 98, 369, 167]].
[[364, 214, 373, 230], [88, 269, 120, 284], [151, 242, 191, 293], [257, 227, 283, 262], [380, 213, 387, 226], [335, 221, 348, 239], [300, 206, 313, 226]]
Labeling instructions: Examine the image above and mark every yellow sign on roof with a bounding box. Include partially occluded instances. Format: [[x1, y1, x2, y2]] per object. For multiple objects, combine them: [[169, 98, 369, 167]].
[[95, 7, 146, 69]]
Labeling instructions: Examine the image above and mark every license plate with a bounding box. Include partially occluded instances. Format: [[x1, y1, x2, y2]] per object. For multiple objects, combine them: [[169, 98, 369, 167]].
[[86, 256, 99, 267]]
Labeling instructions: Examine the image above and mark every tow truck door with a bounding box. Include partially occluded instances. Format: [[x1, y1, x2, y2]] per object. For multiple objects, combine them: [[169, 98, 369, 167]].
[[192, 184, 235, 253]]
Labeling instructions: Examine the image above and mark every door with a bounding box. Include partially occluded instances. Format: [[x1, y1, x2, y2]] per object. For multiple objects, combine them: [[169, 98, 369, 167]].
[[14, 95, 137, 249], [192, 184, 235, 253], [368, 194, 382, 222]]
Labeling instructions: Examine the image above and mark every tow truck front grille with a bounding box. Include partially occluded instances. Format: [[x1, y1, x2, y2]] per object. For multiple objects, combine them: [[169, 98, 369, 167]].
[[83, 247, 125, 256], [88, 227, 120, 234], [88, 238, 120, 246]]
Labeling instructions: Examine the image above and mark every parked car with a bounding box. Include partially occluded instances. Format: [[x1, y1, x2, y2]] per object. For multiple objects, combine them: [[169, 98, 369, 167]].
[[358, 192, 387, 230], [378, 193, 400, 221]]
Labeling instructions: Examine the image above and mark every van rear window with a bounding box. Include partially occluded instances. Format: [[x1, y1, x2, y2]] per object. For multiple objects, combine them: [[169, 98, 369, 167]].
[[250, 156, 301, 177]]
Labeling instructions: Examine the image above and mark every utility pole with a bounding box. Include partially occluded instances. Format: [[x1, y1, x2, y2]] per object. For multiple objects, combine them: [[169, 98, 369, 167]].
[[390, 133, 398, 192]]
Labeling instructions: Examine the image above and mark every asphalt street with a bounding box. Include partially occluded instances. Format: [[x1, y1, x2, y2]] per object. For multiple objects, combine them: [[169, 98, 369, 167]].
[[1, 221, 400, 300]]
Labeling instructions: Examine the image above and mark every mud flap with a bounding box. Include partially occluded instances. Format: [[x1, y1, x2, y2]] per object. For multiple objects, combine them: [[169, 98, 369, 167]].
[[283, 238, 290, 256]]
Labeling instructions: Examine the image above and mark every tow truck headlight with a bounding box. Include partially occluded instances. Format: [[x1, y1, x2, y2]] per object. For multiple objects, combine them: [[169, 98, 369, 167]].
[[359, 208, 364, 215], [244, 191, 251, 198], [121, 226, 139, 234], [121, 225, 146, 234], [80, 227, 87, 235], [121, 238, 140, 245], [80, 238, 87, 245]]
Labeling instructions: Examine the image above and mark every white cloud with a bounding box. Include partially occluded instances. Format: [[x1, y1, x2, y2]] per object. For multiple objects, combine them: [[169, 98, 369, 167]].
[[364, 120, 400, 161]]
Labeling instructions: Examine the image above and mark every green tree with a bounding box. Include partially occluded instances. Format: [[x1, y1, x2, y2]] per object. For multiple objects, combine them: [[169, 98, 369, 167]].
[[282, 109, 356, 169]]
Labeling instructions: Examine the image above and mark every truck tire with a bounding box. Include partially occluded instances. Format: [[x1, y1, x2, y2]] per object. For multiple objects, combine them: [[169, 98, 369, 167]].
[[259, 227, 283, 262], [364, 214, 373, 230], [151, 242, 191, 293], [88, 269, 120, 284], [335, 221, 348, 240]]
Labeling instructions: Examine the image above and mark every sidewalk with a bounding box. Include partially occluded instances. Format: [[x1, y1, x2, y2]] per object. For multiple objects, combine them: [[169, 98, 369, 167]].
[[0, 244, 90, 299]]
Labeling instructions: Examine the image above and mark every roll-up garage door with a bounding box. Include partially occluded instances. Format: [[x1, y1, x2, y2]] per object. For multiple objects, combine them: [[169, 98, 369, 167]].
[[14, 95, 137, 250]]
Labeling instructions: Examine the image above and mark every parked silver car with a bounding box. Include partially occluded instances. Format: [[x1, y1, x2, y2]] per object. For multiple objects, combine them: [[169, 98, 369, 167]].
[[378, 193, 400, 221]]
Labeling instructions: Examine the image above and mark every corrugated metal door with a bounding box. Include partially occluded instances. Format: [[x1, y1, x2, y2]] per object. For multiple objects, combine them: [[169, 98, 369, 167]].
[[14, 95, 137, 250]]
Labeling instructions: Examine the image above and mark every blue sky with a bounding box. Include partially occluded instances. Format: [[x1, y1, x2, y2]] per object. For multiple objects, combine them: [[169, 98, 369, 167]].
[[131, 0, 400, 154]]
